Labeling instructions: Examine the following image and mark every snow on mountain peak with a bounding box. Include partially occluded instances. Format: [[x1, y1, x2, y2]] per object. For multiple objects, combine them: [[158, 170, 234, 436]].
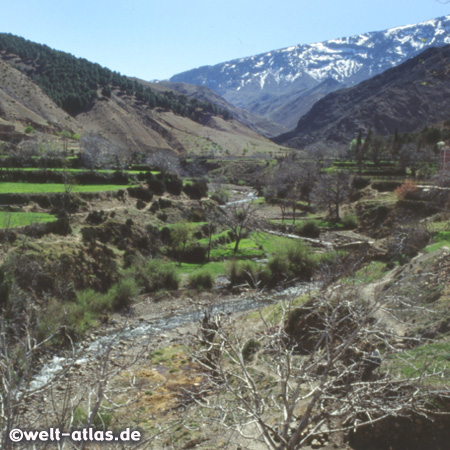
[[169, 14, 450, 129]]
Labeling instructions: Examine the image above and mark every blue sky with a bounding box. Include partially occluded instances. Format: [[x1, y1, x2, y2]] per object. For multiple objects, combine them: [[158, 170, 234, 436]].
[[0, 0, 449, 81]]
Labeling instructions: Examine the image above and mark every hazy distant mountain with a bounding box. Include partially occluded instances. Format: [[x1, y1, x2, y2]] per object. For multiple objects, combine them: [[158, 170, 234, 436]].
[[273, 45, 450, 150], [135, 79, 288, 137], [170, 15, 450, 130]]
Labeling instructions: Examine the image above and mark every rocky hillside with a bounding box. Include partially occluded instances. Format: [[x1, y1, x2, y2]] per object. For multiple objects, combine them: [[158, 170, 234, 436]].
[[170, 15, 450, 131], [138, 79, 287, 137], [0, 35, 281, 156], [274, 45, 450, 150], [0, 59, 81, 135]]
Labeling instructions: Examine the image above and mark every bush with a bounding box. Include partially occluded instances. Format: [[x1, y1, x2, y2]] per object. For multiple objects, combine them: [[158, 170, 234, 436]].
[[160, 226, 171, 244], [295, 220, 320, 238], [341, 214, 358, 230], [211, 189, 229, 205], [157, 212, 168, 222], [147, 176, 165, 195], [188, 270, 215, 290], [158, 198, 172, 209], [72, 406, 113, 430], [395, 179, 418, 200], [86, 210, 107, 225], [0, 267, 12, 308], [165, 174, 183, 196], [372, 181, 402, 192], [149, 201, 159, 212], [63, 289, 113, 339], [135, 260, 180, 293], [182, 244, 207, 264], [268, 241, 315, 284], [183, 180, 208, 199], [352, 176, 371, 190], [242, 338, 261, 362], [136, 199, 147, 210], [386, 225, 430, 264], [108, 278, 139, 310], [127, 186, 154, 202], [226, 260, 263, 288], [188, 208, 205, 222]]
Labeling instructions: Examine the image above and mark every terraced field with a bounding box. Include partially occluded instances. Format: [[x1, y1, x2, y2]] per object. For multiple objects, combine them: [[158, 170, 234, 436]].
[[0, 182, 132, 194], [0, 211, 56, 227]]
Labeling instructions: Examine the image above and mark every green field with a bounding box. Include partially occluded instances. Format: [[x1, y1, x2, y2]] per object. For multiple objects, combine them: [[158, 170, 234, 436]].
[[0, 211, 56, 228], [0, 183, 132, 194], [426, 235, 450, 253], [2, 168, 159, 174]]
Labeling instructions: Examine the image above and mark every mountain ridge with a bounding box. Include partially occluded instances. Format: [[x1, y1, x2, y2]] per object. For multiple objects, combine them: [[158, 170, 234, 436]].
[[0, 35, 281, 157], [170, 15, 450, 130], [273, 45, 450, 151]]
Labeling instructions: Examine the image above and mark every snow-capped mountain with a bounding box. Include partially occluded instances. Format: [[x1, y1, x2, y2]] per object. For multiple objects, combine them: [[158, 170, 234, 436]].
[[170, 15, 450, 131], [274, 45, 450, 150]]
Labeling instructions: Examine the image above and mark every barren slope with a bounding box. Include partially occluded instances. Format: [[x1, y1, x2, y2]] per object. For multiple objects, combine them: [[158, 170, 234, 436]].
[[0, 58, 82, 133]]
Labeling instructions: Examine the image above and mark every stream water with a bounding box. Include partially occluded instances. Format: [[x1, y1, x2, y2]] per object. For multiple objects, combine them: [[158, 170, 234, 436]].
[[31, 282, 318, 390]]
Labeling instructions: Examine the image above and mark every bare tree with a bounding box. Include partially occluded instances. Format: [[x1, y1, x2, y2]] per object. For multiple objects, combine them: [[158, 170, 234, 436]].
[[0, 309, 176, 449], [204, 208, 225, 261], [80, 133, 130, 170], [188, 283, 449, 449], [80, 133, 109, 169], [266, 157, 319, 223], [146, 149, 181, 175], [221, 201, 260, 253], [171, 221, 195, 264], [312, 170, 351, 221], [398, 142, 433, 178]]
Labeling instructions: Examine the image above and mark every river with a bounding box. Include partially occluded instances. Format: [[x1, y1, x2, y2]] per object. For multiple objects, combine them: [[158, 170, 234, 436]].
[[31, 282, 318, 390]]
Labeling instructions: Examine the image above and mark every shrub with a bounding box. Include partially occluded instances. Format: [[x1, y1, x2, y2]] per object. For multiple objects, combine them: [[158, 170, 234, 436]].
[[386, 225, 430, 264], [0, 267, 12, 308], [136, 199, 147, 210], [267, 254, 290, 281], [372, 180, 402, 192], [242, 338, 261, 362], [157, 212, 168, 222], [352, 176, 371, 190], [108, 278, 139, 310], [268, 241, 315, 284], [160, 226, 171, 244], [183, 180, 208, 199], [147, 176, 165, 195], [295, 220, 320, 238], [149, 201, 159, 212], [158, 198, 172, 209], [182, 244, 207, 264], [127, 186, 153, 202], [188, 208, 205, 222], [188, 270, 215, 290], [86, 210, 107, 225], [165, 174, 183, 196], [395, 179, 418, 200], [72, 406, 113, 430], [341, 214, 358, 230], [226, 260, 262, 288], [211, 189, 229, 205], [135, 260, 180, 292], [63, 289, 112, 339]]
